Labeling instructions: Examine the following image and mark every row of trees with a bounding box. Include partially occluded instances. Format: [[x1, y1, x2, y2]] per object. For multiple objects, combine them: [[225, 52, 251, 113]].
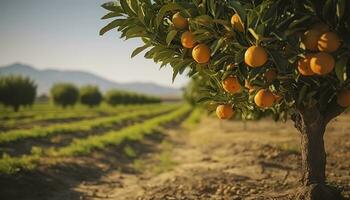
[[0, 75, 162, 111], [50, 83, 161, 107]]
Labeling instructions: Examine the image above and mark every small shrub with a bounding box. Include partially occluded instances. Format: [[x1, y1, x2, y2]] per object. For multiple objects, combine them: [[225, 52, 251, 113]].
[[50, 83, 79, 108], [80, 85, 102, 107], [0, 75, 37, 111]]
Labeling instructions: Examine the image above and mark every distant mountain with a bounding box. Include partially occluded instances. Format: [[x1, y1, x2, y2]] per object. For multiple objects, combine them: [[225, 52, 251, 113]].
[[0, 63, 182, 96]]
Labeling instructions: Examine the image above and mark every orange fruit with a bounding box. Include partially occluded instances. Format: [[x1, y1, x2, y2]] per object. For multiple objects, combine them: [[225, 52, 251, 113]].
[[244, 46, 268, 67], [310, 52, 335, 75], [231, 14, 244, 32], [192, 44, 211, 64], [302, 30, 322, 51], [265, 69, 277, 83], [337, 90, 350, 107], [254, 89, 275, 108], [172, 12, 188, 30], [222, 76, 241, 94], [216, 104, 234, 119], [311, 23, 330, 33], [317, 32, 341, 53], [181, 31, 196, 48], [297, 54, 315, 76]]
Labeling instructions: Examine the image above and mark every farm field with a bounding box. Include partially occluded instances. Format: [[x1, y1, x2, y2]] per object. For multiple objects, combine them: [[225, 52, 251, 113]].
[[0, 104, 350, 200]]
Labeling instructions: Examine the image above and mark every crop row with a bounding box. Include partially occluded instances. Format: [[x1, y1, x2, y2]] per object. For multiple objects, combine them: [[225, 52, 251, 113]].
[[0, 105, 191, 174], [0, 104, 165, 129], [0, 103, 158, 121], [0, 104, 179, 144]]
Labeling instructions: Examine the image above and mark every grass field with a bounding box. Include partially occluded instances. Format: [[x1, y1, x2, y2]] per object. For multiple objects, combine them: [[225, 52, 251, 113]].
[[0, 102, 193, 174]]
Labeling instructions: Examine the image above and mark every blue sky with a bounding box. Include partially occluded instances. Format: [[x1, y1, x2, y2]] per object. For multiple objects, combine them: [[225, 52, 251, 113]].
[[0, 0, 188, 88]]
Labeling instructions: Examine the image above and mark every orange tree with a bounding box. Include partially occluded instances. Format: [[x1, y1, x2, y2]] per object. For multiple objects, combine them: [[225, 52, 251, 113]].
[[100, 0, 350, 199]]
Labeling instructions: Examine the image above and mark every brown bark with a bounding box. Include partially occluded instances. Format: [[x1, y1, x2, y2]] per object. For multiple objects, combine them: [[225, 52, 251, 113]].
[[293, 106, 326, 185], [292, 106, 344, 200]]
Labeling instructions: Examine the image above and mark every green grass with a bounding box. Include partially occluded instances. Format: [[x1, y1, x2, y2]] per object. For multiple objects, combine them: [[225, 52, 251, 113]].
[[0, 104, 179, 144], [53, 105, 191, 156], [0, 153, 39, 174], [0, 104, 191, 174], [0, 103, 164, 129], [181, 107, 203, 129]]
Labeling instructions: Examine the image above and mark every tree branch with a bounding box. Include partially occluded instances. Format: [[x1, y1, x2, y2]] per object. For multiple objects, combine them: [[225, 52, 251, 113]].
[[323, 100, 346, 124]]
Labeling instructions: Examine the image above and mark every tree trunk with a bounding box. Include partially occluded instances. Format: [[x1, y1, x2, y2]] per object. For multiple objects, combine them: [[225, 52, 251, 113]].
[[13, 105, 20, 112], [292, 107, 343, 200], [299, 119, 326, 186]]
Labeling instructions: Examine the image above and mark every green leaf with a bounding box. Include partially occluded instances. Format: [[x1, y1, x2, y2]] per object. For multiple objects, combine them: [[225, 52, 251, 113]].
[[156, 3, 185, 28], [336, 0, 346, 20], [248, 28, 259, 41], [322, 0, 335, 21], [131, 43, 151, 58], [211, 37, 225, 56], [120, 0, 136, 16], [99, 19, 124, 35], [266, 50, 289, 73], [101, 2, 122, 12], [166, 30, 178, 46], [335, 55, 349, 82], [101, 12, 122, 19]]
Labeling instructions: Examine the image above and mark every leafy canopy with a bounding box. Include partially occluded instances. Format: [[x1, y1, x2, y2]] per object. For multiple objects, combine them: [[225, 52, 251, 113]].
[[80, 85, 103, 107], [105, 89, 161, 105], [0, 75, 37, 111], [50, 83, 79, 108], [101, 0, 350, 121]]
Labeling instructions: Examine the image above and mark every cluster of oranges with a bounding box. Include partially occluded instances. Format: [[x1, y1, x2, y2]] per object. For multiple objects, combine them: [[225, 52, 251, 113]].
[[298, 23, 340, 76], [298, 23, 350, 108], [173, 12, 211, 64], [172, 13, 349, 120]]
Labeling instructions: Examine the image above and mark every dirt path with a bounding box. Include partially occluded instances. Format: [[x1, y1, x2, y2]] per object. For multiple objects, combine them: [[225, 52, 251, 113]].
[[70, 116, 350, 200], [1, 115, 349, 200]]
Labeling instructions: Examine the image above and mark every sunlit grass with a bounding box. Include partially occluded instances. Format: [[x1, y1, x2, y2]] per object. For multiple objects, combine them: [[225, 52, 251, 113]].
[[0, 104, 191, 174], [0, 104, 178, 143]]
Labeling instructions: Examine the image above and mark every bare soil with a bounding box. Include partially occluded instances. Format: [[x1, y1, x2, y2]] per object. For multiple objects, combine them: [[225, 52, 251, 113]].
[[1, 115, 350, 200]]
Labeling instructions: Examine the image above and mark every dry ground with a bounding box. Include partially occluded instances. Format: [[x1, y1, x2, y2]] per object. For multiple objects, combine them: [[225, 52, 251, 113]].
[[1, 115, 350, 200]]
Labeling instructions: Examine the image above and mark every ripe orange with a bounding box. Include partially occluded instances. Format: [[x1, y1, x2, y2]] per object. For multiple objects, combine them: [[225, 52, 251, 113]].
[[244, 46, 268, 67], [265, 69, 277, 83], [317, 32, 341, 53], [311, 23, 330, 33], [310, 52, 335, 75], [216, 104, 234, 119], [254, 89, 275, 108], [172, 12, 188, 30], [297, 54, 315, 76], [302, 30, 322, 51], [231, 14, 244, 32], [222, 76, 241, 94], [337, 90, 350, 107], [192, 44, 211, 64], [181, 31, 196, 48]]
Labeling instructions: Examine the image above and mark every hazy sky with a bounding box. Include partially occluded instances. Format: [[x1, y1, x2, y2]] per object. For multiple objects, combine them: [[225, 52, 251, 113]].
[[0, 0, 188, 88]]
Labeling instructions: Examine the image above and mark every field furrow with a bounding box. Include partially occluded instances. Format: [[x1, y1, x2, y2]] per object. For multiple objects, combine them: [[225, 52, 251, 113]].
[[0, 104, 164, 131], [0, 104, 179, 144], [0, 105, 191, 174]]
